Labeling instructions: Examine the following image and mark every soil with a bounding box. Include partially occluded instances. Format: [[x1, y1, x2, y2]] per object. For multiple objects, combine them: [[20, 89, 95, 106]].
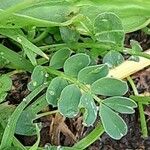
[[1, 30, 150, 150]]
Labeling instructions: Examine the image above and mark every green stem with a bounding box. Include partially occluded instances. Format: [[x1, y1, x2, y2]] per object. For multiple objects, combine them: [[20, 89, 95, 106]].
[[34, 110, 58, 120], [73, 122, 104, 149], [127, 76, 148, 137], [40, 42, 111, 51], [32, 28, 50, 43], [124, 48, 150, 60]]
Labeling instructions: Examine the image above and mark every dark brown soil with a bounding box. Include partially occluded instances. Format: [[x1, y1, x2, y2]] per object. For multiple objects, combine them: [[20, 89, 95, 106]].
[[1, 30, 150, 150]]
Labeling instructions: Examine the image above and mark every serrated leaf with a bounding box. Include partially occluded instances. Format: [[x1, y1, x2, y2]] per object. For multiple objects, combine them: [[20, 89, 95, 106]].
[[78, 64, 109, 84], [91, 77, 128, 96], [79, 93, 97, 126], [58, 84, 81, 118], [103, 96, 137, 114], [50, 48, 71, 69], [94, 12, 124, 47], [28, 65, 46, 91], [99, 103, 127, 140], [64, 53, 90, 77], [46, 77, 68, 107], [0, 75, 12, 92], [15, 110, 37, 136], [60, 26, 80, 44], [103, 50, 124, 68]]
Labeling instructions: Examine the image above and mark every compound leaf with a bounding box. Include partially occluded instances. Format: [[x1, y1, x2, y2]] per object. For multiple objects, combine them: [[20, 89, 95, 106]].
[[91, 77, 128, 96], [99, 103, 127, 140], [58, 84, 81, 118]]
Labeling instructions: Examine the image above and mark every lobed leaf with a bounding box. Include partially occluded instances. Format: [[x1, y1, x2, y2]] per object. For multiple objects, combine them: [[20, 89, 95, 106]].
[[64, 53, 90, 77], [91, 77, 128, 96], [46, 77, 68, 107], [79, 93, 97, 126], [103, 96, 137, 114], [50, 48, 71, 69], [58, 84, 81, 118], [99, 103, 127, 140]]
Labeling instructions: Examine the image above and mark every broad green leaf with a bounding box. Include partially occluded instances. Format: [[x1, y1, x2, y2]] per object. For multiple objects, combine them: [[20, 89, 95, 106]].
[[91, 77, 128, 96], [60, 26, 80, 44], [46, 77, 68, 107], [0, 124, 3, 143], [103, 50, 124, 68], [50, 48, 71, 69], [103, 96, 137, 114], [0, 92, 7, 103], [78, 64, 109, 84], [94, 12, 124, 47], [79, 93, 97, 126], [99, 103, 127, 140], [15, 110, 37, 136], [58, 84, 81, 118], [0, 75, 12, 92], [28, 65, 46, 91], [64, 53, 90, 77]]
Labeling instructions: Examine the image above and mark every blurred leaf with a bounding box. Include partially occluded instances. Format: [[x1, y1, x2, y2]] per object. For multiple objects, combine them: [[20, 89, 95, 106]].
[[64, 53, 90, 77], [78, 64, 109, 84], [91, 77, 128, 96], [99, 103, 127, 140], [58, 84, 81, 118], [103, 96, 137, 114], [94, 12, 124, 47], [50, 48, 71, 69], [60, 26, 80, 44], [103, 50, 124, 68], [79, 93, 97, 126], [46, 77, 68, 107], [0, 75, 12, 92]]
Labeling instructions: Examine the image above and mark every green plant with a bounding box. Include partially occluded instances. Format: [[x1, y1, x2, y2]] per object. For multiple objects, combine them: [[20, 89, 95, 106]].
[[0, 0, 150, 149]]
